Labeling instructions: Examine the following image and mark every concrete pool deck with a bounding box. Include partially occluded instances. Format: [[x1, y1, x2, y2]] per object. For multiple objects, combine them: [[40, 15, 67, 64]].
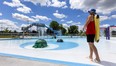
[[0, 37, 116, 66], [0, 55, 65, 66]]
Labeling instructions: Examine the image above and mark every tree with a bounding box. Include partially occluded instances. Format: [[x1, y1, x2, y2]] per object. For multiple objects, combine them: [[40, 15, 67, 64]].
[[46, 28, 54, 35], [59, 24, 67, 35], [104, 28, 106, 37], [79, 30, 86, 36], [61, 27, 67, 35], [68, 25, 79, 35], [49, 21, 59, 30], [13, 30, 17, 33], [3, 28, 9, 33], [78, 30, 83, 36]]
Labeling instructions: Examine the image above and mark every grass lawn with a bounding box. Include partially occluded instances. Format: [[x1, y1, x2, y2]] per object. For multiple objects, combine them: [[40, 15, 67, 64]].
[[0, 35, 19, 38]]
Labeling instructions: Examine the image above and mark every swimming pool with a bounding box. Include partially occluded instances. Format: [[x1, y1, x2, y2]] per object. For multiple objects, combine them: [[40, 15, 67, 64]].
[[20, 39, 79, 50], [0, 37, 116, 66]]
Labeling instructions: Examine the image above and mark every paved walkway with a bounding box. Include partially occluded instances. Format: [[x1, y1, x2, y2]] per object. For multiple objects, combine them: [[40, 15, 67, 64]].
[[0, 55, 64, 66]]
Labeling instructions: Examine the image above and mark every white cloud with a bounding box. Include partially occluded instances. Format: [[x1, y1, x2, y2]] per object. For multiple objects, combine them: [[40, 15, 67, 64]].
[[51, 0, 67, 8], [77, 15, 80, 17], [53, 10, 67, 19], [100, 16, 109, 21], [0, 13, 2, 16], [17, 6, 32, 13], [66, 21, 81, 27], [100, 15, 116, 22], [0, 19, 19, 31], [100, 24, 110, 28], [24, 0, 67, 8], [0, 19, 17, 26], [21, 24, 28, 27], [62, 23, 69, 28], [77, 25, 84, 31], [77, 22, 81, 24], [3, 0, 23, 7], [20, 24, 37, 31], [24, 0, 51, 6], [62, 23, 83, 31], [111, 15, 116, 19], [62, 23, 69, 30], [72, 22, 81, 25], [3, 0, 32, 13], [30, 26, 37, 31], [66, 20, 73, 23], [61, 19, 65, 22], [69, 0, 116, 14], [62, 6, 68, 9], [20, 24, 30, 32], [12, 13, 36, 22], [32, 15, 51, 21]]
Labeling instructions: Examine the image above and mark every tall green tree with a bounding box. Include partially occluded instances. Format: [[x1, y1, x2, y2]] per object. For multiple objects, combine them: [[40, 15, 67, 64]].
[[46, 28, 54, 35], [13, 30, 17, 33], [59, 24, 67, 35], [68, 25, 79, 35], [3, 28, 10, 33], [49, 21, 59, 30]]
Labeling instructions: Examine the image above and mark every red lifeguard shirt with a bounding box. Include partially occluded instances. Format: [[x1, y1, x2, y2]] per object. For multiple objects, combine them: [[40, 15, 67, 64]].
[[86, 21, 96, 35]]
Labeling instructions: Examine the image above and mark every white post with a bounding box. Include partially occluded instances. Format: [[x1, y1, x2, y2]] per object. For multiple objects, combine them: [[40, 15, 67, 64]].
[[110, 27, 112, 37]]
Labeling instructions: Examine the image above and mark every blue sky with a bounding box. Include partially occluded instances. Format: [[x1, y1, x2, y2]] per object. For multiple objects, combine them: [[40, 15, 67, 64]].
[[0, 0, 116, 31]]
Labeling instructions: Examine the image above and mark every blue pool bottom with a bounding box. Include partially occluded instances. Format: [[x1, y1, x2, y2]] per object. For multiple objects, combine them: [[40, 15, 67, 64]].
[[20, 41, 79, 50]]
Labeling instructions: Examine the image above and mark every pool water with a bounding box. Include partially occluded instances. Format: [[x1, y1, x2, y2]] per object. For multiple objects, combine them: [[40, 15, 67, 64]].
[[20, 39, 79, 50]]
